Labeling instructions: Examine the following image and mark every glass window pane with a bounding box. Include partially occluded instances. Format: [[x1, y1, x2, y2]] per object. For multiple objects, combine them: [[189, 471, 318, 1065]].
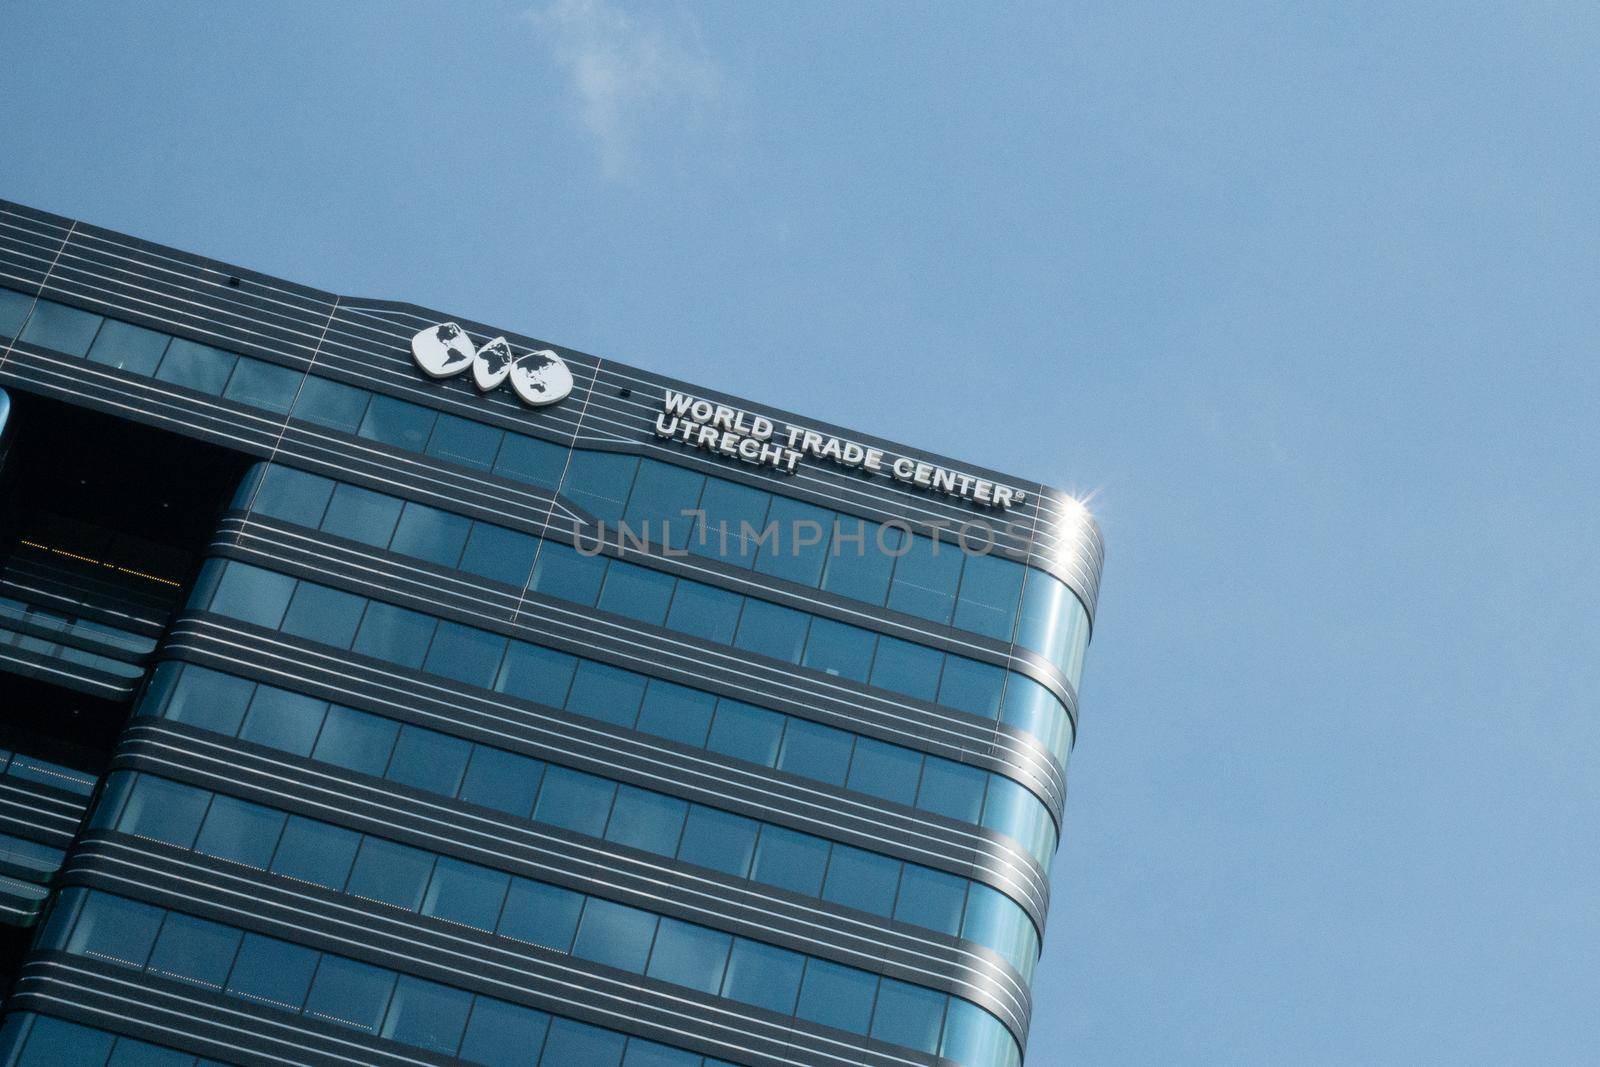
[[493, 433, 567, 489], [310, 705, 399, 777], [887, 534, 962, 625], [225, 932, 319, 1010], [605, 786, 687, 854], [208, 563, 295, 629], [869, 636, 943, 702], [917, 758, 987, 823], [540, 1019, 626, 1067], [426, 413, 502, 471], [495, 641, 577, 707], [951, 553, 1024, 642], [497, 878, 582, 952], [147, 911, 242, 991], [67, 892, 165, 969], [162, 665, 253, 736], [156, 338, 237, 394], [705, 700, 782, 767], [936, 657, 1004, 719], [305, 955, 396, 1034], [319, 483, 403, 547], [292, 376, 369, 433], [750, 826, 828, 897], [529, 541, 607, 606], [119, 775, 209, 849], [690, 479, 769, 567], [796, 959, 877, 1035], [821, 844, 900, 916], [280, 581, 366, 649], [800, 617, 874, 682], [754, 496, 832, 586], [16, 1015, 115, 1065], [564, 661, 647, 728], [846, 737, 922, 806], [382, 974, 472, 1054], [352, 601, 435, 669], [249, 465, 335, 526], [560, 451, 638, 523], [623, 1039, 702, 1067], [871, 977, 946, 1054], [195, 793, 285, 869], [422, 621, 506, 689], [270, 815, 361, 891], [238, 685, 328, 756], [732, 599, 808, 663], [357, 394, 436, 452], [0, 288, 29, 337], [645, 917, 730, 995], [721, 937, 803, 1015], [20, 299, 102, 356], [532, 767, 616, 838], [596, 560, 675, 626], [775, 718, 852, 786], [820, 518, 897, 604], [385, 723, 473, 796], [458, 523, 538, 587], [623, 459, 705, 551], [940, 997, 1016, 1067], [389, 502, 472, 567], [662, 580, 741, 645], [676, 805, 758, 878], [223, 358, 301, 414], [346, 837, 435, 911], [571, 897, 657, 973], [459, 998, 551, 1067], [422, 857, 510, 931], [634, 680, 716, 748], [459, 746, 544, 820], [894, 865, 966, 937], [87, 318, 168, 375]]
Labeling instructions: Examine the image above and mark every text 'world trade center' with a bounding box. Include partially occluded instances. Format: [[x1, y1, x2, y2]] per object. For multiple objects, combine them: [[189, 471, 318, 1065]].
[[0, 199, 1103, 1067]]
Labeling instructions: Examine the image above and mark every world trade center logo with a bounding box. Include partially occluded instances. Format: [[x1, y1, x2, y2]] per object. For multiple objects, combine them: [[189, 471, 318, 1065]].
[[410, 322, 574, 408]]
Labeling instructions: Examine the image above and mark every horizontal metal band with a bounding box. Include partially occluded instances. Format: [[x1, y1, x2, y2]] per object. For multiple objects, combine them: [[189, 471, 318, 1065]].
[[0, 777, 88, 850]]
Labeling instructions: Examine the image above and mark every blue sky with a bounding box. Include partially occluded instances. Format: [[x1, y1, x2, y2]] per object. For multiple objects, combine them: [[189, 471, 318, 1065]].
[[4, 2, 1597, 1062]]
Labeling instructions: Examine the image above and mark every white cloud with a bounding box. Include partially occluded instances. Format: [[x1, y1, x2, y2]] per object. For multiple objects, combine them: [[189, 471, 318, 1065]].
[[527, 0, 723, 178]]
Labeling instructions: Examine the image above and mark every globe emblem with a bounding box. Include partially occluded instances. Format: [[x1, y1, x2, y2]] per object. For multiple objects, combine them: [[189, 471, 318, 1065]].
[[410, 322, 574, 408]]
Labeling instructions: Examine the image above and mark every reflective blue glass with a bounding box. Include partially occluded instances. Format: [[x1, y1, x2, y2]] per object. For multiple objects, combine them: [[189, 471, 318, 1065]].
[[223, 357, 301, 414], [20, 299, 101, 355], [387, 723, 472, 795], [936, 657, 1005, 719], [389, 501, 472, 567], [249, 464, 334, 526], [291, 376, 369, 433], [572, 897, 657, 973], [422, 857, 510, 931], [776, 718, 852, 786], [623, 1040, 703, 1067], [868, 636, 942, 702], [155, 338, 237, 394], [750, 825, 828, 897], [940, 996, 1019, 1067], [540, 1019, 626, 1067], [951, 551, 1024, 642], [352, 601, 436, 669], [208, 562, 295, 629], [13, 1015, 115, 1065], [597, 559, 675, 625], [886, 534, 962, 624], [635, 680, 715, 747], [800, 616, 874, 682], [1016, 571, 1091, 687], [645, 917, 730, 994], [237, 686, 327, 756], [871, 976, 946, 1055], [561, 451, 637, 522], [270, 815, 361, 890], [161, 664, 252, 735], [820, 517, 897, 603], [119, 775, 209, 849], [108, 1035, 196, 1067], [426, 412, 502, 471], [623, 459, 704, 551], [662, 580, 741, 644], [705, 699, 783, 766], [357, 394, 436, 452], [565, 660, 647, 727], [605, 786, 688, 853], [66, 892, 163, 969], [721, 937, 803, 1014], [422, 621, 506, 688], [226, 932, 319, 1010], [530, 542, 606, 605], [87, 318, 169, 374], [894, 865, 966, 937], [676, 805, 758, 877], [305, 955, 396, 1033], [146, 911, 242, 990], [733, 599, 808, 662], [796, 958, 877, 1034], [690, 479, 769, 567], [319, 483, 403, 546], [821, 844, 901, 915], [459, 522, 538, 587], [280, 581, 366, 649], [459, 998, 551, 1067], [493, 433, 567, 489], [195, 793, 285, 869], [382, 974, 472, 1054], [497, 877, 581, 952], [533, 767, 616, 838], [0, 288, 29, 336], [346, 837, 435, 910], [459, 746, 544, 819], [311, 704, 399, 776], [918, 758, 986, 823], [755, 496, 833, 585], [845, 736, 922, 806], [496, 642, 577, 707]]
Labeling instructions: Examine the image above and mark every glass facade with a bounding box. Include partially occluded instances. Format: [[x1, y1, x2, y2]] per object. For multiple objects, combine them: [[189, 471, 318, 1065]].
[[0, 201, 1102, 1067]]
